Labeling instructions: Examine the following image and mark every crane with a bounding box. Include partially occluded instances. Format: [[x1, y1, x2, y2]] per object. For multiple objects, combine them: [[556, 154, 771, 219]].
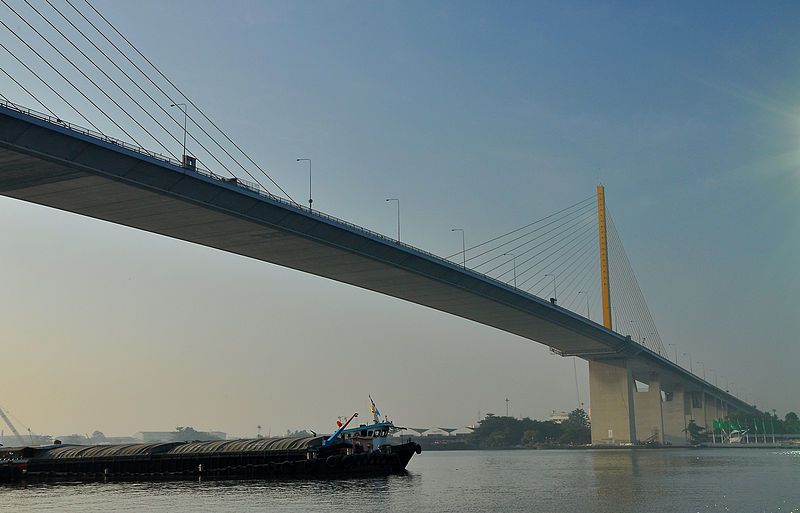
[[0, 405, 26, 445]]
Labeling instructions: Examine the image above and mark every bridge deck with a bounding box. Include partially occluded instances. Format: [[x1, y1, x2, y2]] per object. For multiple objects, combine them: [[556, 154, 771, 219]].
[[0, 103, 756, 414]]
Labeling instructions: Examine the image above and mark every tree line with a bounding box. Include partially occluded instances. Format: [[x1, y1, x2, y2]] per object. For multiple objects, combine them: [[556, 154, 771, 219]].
[[467, 409, 591, 449]]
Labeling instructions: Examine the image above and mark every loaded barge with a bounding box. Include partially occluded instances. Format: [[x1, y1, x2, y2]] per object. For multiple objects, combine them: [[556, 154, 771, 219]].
[[0, 404, 421, 483]]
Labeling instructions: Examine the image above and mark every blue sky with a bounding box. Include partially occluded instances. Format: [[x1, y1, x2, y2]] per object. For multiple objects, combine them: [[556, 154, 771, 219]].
[[0, 1, 797, 436]]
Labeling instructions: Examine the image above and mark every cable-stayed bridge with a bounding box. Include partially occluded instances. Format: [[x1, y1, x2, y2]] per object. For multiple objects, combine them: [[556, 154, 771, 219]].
[[0, 0, 759, 445]]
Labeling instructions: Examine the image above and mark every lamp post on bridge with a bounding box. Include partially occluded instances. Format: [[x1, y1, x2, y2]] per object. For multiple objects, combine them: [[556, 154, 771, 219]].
[[667, 343, 678, 364], [169, 102, 187, 163], [545, 273, 557, 304], [698, 361, 706, 381], [682, 352, 693, 374], [503, 252, 517, 288], [385, 198, 400, 241], [452, 228, 466, 268], [577, 291, 590, 320], [709, 369, 717, 387], [611, 306, 619, 331], [296, 158, 312, 210], [629, 320, 641, 342]]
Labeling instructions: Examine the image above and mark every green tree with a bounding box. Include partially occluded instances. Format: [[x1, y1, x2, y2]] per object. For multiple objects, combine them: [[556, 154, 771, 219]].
[[559, 408, 591, 445], [784, 412, 800, 434]]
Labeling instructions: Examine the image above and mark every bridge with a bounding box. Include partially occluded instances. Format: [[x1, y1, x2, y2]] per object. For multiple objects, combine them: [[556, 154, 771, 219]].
[[0, 0, 759, 445]]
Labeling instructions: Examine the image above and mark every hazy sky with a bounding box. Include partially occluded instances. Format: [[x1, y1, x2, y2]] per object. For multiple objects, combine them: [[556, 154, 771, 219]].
[[0, 0, 798, 438]]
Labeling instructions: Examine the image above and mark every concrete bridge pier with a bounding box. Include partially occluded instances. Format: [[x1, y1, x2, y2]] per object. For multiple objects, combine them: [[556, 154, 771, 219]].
[[661, 387, 688, 445], [633, 373, 664, 443], [588, 362, 700, 446], [588, 359, 637, 444]]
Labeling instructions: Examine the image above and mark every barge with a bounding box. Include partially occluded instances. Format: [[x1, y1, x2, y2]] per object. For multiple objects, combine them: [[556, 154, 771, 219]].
[[0, 403, 421, 483]]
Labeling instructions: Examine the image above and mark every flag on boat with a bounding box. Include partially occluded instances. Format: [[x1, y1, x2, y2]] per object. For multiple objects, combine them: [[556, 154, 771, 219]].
[[369, 395, 381, 417]]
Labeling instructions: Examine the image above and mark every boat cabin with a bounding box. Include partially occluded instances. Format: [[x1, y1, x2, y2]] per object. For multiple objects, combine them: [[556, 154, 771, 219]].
[[341, 422, 396, 453]]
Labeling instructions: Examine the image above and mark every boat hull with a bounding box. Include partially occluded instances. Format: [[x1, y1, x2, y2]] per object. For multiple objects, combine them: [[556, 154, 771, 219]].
[[0, 441, 421, 484]]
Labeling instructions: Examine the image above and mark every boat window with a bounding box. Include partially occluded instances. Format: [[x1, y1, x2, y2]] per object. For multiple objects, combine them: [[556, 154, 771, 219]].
[[367, 431, 373, 437]]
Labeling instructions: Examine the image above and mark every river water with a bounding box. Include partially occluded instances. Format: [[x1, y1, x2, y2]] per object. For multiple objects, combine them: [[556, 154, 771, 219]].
[[4, 448, 799, 513]]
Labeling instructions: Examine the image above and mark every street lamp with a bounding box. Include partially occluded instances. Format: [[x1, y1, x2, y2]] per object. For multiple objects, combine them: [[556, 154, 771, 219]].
[[577, 291, 590, 319], [682, 352, 693, 374], [697, 361, 706, 381], [452, 229, 465, 268], [544, 273, 557, 303], [503, 252, 517, 288], [667, 343, 678, 364], [296, 158, 312, 210], [385, 198, 400, 241], [169, 102, 187, 162], [629, 320, 642, 342]]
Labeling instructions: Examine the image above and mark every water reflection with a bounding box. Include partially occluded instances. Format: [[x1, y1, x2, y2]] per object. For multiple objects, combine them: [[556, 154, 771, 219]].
[[8, 449, 800, 513]]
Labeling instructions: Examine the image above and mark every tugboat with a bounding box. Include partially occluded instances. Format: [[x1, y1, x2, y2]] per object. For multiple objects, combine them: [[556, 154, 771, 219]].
[[0, 397, 421, 483]]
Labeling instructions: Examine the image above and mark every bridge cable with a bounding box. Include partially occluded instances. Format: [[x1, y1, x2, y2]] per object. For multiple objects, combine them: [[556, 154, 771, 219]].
[[568, 265, 601, 319], [0, 11, 142, 145], [445, 194, 596, 260], [465, 200, 596, 267], [0, 39, 102, 132], [607, 237, 642, 339], [513, 227, 598, 294], [608, 216, 663, 352], [76, 0, 297, 203], [45, 0, 260, 183], [19, 0, 182, 161], [605, 213, 666, 355], [555, 245, 600, 306], [510, 219, 597, 284], [483, 210, 596, 276], [516, 226, 598, 291], [0, 64, 58, 118], [475, 213, 591, 274], [529, 234, 598, 296], [519, 229, 598, 294]]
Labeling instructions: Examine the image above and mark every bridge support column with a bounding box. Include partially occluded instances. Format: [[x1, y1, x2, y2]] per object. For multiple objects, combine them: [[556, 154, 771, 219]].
[[634, 375, 664, 443], [589, 359, 637, 444], [661, 388, 688, 445]]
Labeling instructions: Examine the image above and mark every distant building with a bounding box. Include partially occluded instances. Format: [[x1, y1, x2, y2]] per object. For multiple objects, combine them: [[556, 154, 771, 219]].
[[420, 427, 450, 437], [136, 432, 175, 443], [54, 434, 90, 445], [548, 410, 570, 424]]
